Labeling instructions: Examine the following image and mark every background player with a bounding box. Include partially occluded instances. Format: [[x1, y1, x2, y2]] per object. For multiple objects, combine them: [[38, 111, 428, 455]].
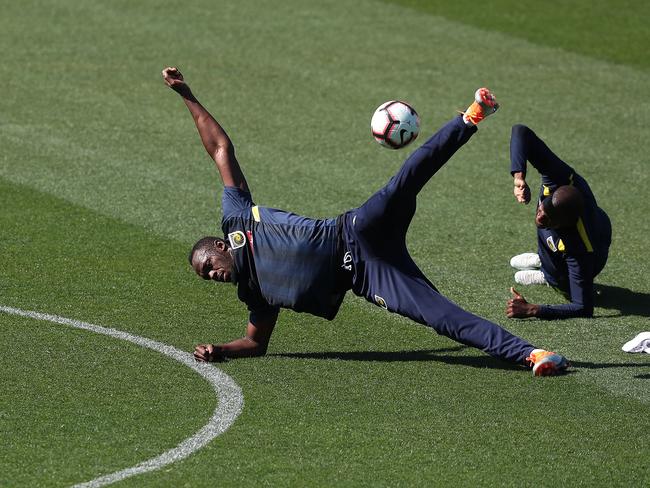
[[506, 124, 612, 319], [162, 66, 568, 376]]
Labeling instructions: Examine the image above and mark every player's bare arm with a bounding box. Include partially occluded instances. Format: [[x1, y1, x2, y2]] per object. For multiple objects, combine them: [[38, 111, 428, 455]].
[[512, 171, 531, 204], [162, 66, 249, 191], [193, 314, 277, 362]]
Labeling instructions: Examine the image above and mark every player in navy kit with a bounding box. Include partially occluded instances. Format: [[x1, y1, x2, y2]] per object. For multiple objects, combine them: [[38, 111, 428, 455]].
[[163, 66, 568, 376], [506, 124, 612, 319]]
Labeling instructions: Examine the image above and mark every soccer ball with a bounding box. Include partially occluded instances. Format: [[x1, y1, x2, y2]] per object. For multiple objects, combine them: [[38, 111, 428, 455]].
[[370, 101, 420, 149]]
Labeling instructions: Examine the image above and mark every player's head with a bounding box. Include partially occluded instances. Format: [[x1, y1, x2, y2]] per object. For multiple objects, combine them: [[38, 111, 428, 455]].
[[536, 185, 584, 229], [189, 236, 235, 283]]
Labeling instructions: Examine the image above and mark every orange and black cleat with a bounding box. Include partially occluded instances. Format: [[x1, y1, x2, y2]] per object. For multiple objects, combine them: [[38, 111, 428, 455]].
[[461, 87, 499, 125], [526, 349, 569, 376]]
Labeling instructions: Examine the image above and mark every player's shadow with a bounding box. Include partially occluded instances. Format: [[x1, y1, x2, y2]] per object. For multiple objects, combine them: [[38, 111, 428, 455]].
[[274, 349, 650, 375], [272, 346, 522, 371], [570, 360, 650, 373], [594, 284, 650, 318]]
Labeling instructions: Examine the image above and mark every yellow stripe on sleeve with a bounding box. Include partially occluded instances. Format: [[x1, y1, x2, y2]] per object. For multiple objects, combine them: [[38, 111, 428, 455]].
[[252, 206, 261, 222]]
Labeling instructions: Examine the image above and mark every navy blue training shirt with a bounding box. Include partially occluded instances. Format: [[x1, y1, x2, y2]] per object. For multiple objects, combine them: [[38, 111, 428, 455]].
[[221, 186, 348, 322]]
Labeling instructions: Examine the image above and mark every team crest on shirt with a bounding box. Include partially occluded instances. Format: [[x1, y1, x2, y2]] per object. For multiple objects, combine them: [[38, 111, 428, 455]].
[[546, 236, 557, 252], [228, 231, 247, 250], [374, 295, 388, 310], [342, 251, 352, 272]]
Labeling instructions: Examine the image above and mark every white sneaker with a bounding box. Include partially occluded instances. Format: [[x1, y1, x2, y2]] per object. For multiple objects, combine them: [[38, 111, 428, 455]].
[[622, 332, 650, 354], [510, 253, 541, 270], [515, 270, 547, 286]]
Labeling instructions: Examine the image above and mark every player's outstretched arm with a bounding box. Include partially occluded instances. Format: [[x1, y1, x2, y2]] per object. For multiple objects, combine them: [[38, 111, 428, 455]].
[[162, 67, 249, 191], [509, 124, 574, 186], [512, 171, 531, 204], [193, 313, 277, 362]]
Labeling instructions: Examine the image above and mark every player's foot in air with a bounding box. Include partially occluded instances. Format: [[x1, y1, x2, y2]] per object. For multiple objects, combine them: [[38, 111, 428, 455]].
[[526, 349, 569, 376], [462, 87, 499, 125], [514, 269, 548, 286]]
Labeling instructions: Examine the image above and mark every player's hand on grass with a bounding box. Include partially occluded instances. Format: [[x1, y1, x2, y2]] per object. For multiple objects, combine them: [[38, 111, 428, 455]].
[[193, 343, 225, 362], [162, 67, 190, 95], [506, 287, 539, 318], [513, 172, 531, 204]]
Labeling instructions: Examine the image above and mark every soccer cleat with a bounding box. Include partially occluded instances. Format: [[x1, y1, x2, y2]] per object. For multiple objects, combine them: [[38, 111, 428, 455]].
[[514, 270, 547, 286], [462, 87, 499, 125], [622, 332, 650, 354], [510, 252, 542, 270], [526, 349, 569, 376]]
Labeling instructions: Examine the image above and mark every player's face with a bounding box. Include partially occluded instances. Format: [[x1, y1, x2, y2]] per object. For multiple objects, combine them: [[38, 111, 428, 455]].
[[191, 246, 234, 283], [535, 204, 551, 228], [535, 202, 558, 229]]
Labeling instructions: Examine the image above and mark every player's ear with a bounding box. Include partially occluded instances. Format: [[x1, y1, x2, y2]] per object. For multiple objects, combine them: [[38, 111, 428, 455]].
[[215, 239, 227, 252]]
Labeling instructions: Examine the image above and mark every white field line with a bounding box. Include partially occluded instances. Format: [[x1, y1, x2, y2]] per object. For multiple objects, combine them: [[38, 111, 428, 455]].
[[0, 305, 244, 487]]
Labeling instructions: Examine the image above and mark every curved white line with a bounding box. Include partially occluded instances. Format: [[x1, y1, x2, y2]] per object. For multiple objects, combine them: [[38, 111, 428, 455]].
[[0, 305, 244, 487]]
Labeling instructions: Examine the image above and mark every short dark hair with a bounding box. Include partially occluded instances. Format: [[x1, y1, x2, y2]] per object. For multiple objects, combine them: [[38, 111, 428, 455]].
[[543, 185, 585, 228], [188, 236, 227, 265]]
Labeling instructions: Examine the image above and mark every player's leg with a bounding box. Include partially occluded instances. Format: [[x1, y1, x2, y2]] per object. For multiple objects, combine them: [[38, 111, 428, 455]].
[[391, 88, 498, 197], [354, 89, 498, 237], [362, 263, 568, 374], [362, 263, 540, 366], [532, 233, 573, 299]]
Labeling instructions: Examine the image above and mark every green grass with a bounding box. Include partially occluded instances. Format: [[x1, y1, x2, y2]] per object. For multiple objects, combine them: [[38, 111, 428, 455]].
[[384, 0, 650, 70], [1, 0, 649, 486]]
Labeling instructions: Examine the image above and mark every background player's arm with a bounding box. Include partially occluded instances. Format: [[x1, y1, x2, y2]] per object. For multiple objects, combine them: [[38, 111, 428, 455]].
[[194, 311, 278, 362], [162, 67, 249, 191], [535, 254, 594, 318], [507, 255, 594, 319], [512, 171, 531, 204], [509, 124, 575, 200]]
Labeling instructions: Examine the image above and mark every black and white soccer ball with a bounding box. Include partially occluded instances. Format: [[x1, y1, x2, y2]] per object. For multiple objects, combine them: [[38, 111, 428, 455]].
[[370, 100, 420, 149]]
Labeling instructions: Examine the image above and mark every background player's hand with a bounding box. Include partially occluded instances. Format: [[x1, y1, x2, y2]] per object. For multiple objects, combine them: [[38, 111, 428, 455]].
[[506, 287, 538, 318], [513, 173, 531, 204], [194, 343, 225, 362], [162, 67, 189, 94]]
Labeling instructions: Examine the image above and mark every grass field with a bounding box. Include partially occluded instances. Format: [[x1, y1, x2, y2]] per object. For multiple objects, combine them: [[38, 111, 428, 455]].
[[1, 0, 649, 486]]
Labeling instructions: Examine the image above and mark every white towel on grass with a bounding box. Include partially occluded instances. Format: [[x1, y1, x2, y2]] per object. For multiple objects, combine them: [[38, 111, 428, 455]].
[[622, 332, 650, 354]]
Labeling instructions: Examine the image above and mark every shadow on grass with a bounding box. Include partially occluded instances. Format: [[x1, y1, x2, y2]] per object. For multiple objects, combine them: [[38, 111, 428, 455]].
[[571, 360, 650, 371], [273, 350, 650, 374], [271, 346, 523, 371], [594, 284, 650, 318]]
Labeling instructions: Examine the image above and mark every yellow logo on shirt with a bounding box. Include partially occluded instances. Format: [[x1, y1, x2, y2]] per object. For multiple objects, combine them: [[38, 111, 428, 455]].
[[374, 295, 388, 310], [228, 231, 246, 250]]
